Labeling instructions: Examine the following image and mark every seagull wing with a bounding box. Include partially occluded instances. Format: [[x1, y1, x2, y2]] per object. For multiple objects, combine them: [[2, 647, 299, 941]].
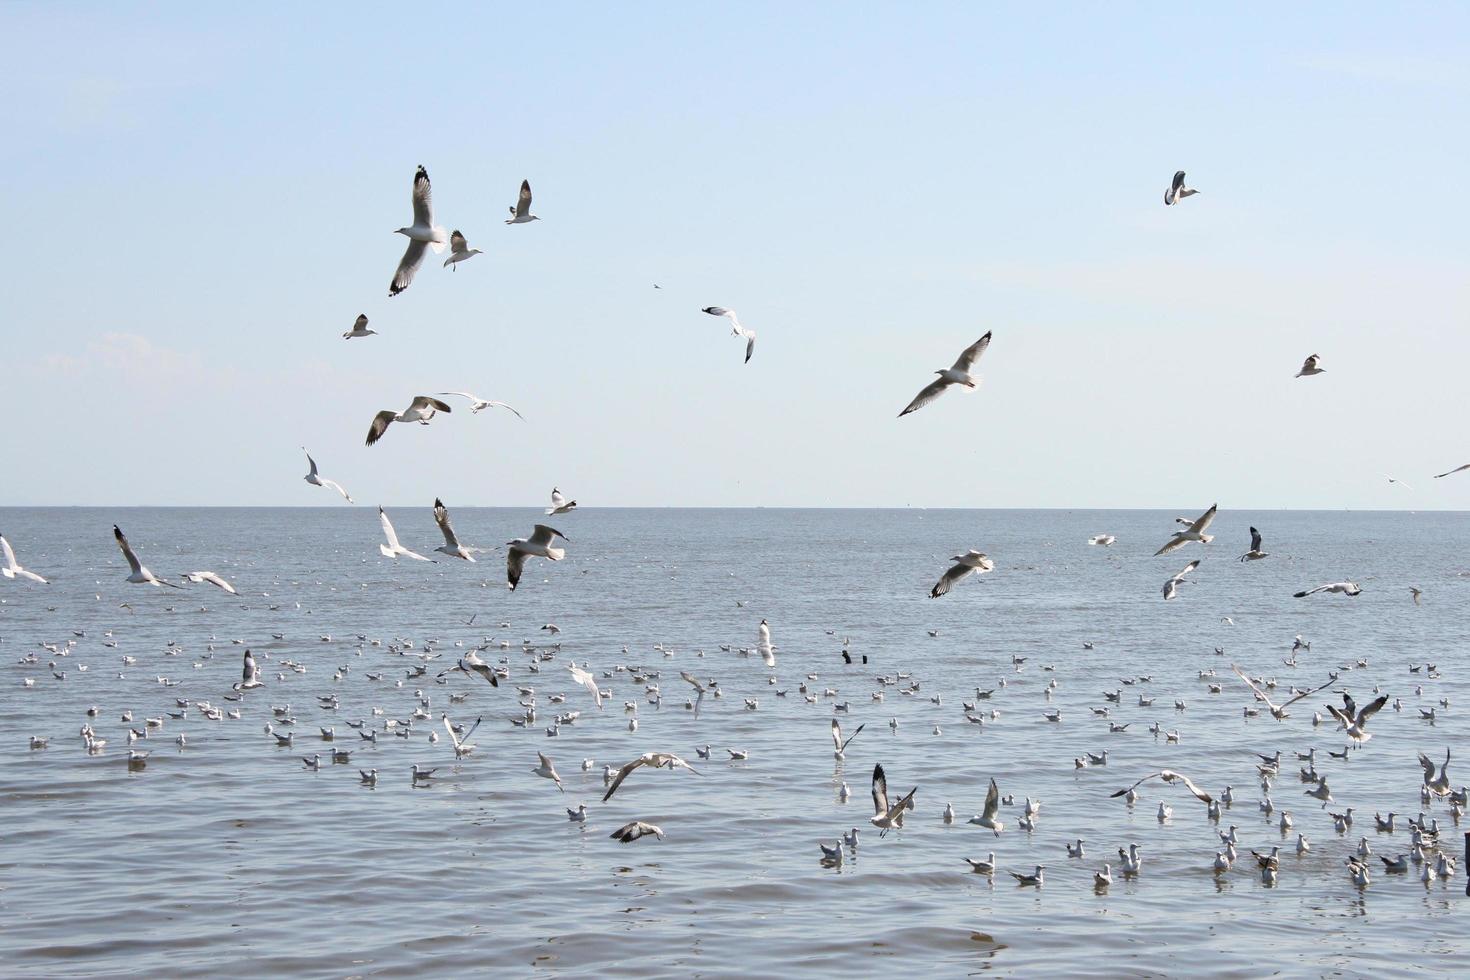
[[702, 306, 740, 331], [1433, 463, 1470, 478], [506, 546, 528, 590], [0, 535, 17, 570], [379, 507, 402, 552], [1278, 677, 1332, 709], [304, 449, 319, 479], [602, 757, 646, 802], [951, 331, 993, 373], [319, 478, 352, 502], [1356, 695, 1389, 726], [443, 714, 463, 749], [366, 410, 396, 446], [898, 376, 952, 417], [1293, 584, 1329, 598], [389, 238, 428, 297], [872, 764, 890, 816], [1188, 504, 1218, 534], [411, 166, 434, 227], [930, 561, 973, 598], [983, 777, 1001, 820], [1153, 534, 1188, 557], [1173, 559, 1200, 581], [433, 498, 461, 550], [529, 525, 567, 547], [1420, 752, 1438, 782], [113, 525, 144, 576], [680, 670, 706, 694], [515, 179, 532, 218], [1110, 772, 1159, 798], [1249, 526, 1262, 552], [448, 229, 467, 253], [410, 396, 453, 415], [548, 488, 566, 512], [744, 331, 755, 363], [1162, 770, 1213, 804], [1230, 663, 1279, 712], [484, 400, 526, 420], [832, 719, 843, 751]]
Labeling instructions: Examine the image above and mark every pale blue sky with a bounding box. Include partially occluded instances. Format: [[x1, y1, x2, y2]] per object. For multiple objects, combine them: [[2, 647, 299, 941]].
[[3, 4, 1467, 508]]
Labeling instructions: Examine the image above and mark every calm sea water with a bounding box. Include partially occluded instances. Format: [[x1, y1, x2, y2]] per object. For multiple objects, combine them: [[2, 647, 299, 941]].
[[1, 507, 1467, 978]]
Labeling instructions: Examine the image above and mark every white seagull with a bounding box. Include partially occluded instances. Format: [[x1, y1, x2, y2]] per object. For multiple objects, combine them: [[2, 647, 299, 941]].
[[1163, 170, 1198, 206], [534, 751, 565, 791], [870, 764, 918, 836], [236, 649, 262, 690], [437, 649, 499, 687], [1294, 581, 1362, 598], [378, 507, 434, 562], [1154, 503, 1217, 556], [898, 332, 992, 418], [113, 525, 182, 588], [1230, 664, 1328, 721], [432, 498, 475, 561], [302, 448, 353, 502], [442, 230, 482, 269], [930, 549, 994, 598], [365, 396, 453, 446], [506, 179, 539, 224], [1326, 691, 1389, 746], [182, 571, 237, 595], [1238, 526, 1268, 562], [1110, 770, 1213, 805], [756, 618, 776, 667], [1162, 559, 1199, 601], [602, 751, 701, 802], [568, 662, 603, 708], [506, 525, 568, 591], [969, 777, 1005, 835], [701, 307, 756, 364], [437, 391, 525, 420], [1, 533, 48, 583], [832, 719, 865, 759], [545, 489, 577, 516], [342, 314, 377, 340], [389, 165, 448, 297], [1295, 354, 1325, 378]]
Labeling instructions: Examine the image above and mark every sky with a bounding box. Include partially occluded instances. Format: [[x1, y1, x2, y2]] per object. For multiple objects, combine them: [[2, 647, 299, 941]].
[[3, 3, 1468, 509]]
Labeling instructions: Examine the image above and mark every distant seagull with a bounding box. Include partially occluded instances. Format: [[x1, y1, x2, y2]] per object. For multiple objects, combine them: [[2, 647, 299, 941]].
[[442, 230, 482, 269], [1294, 581, 1362, 598], [1295, 354, 1325, 378], [113, 525, 182, 588], [389, 165, 448, 297], [1238, 526, 1268, 562], [534, 752, 565, 791], [1326, 691, 1389, 746], [1163, 170, 1198, 206], [610, 821, 664, 843], [832, 719, 865, 758], [1409, 587, 1423, 606], [870, 764, 918, 836], [378, 507, 434, 562], [506, 179, 539, 224], [1110, 770, 1213, 805], [302, 448, 353, 502], [930, 550, 994, 598], [0, 533, 48, 583], [1088, 534, 1116, 547], [1155, 504, 1217, 556], [432, 498, 475, 561], [1162, 559, 1199, 600], [506, 524, 568, 591], [437, 391, 525, 420], [701, 307, 756, 363], [1432, 463, 1470, 479], [757, 618, 776, 667], [602, 751, 701, 802], [546, 488, 577, 516], [1386, 476, 1414, 491], [898, 332, 992, 418], [342, 314, 377, 340], [182, 571, 237, 595], [365, 396, 453, 446]]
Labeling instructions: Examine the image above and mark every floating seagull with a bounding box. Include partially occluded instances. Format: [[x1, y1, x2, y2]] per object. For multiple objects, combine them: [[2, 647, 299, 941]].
[[546, 489, 577, 516], [1294, 581, 1362, 598], [1238, 526, 1268, 562], [113, 525, 182, 588], [1154, 504, 1217, 556], [506, 525, 568, 591], [378, 507, 434, 562], [968, 777, 1005, 835], [389, 165, 448, 297], [506, 179, 539, 224], [302, 448, 353, 502], [365, 396, 453, 446], [1326, 691, 1389, 746], [1163, 170, 1197, 206], [1294, 354, 1325, 378], [442, 230, 482, 269], [0, 533, 48, 583], [700, 307, 756, 364], [898, 332, 992, 418], [342, 314, 376, 340], [1230, 664, 1328, 721], [534, 752, 565, 791], [832, 719, 865, 759], [1010, 865, 1045, 886], [436, 391, 525, 420], [431, 498, 475, 561], [930, 550, 994, 598], [182, 571, 236, 595], [1432, 463, 1470, 479], [966, 853, 997, 874], [757, 619, 776, 667], [610, 821, 663, 843], [1110, 770, 1212, 805], [1162, 559, 1199, 601], [870, 764, 917, 836], [602, 751, 701, 802]]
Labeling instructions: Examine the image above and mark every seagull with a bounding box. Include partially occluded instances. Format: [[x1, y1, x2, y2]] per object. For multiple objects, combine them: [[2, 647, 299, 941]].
[[968, 777, 1005, 835], [506, 179, 539, 224], [431, 498, 475, 561], [602, 752, 701, 802], [870, 764, 917, 836], [700, 307, 756, 364], [1409, 587, 1423, 605], [1387, 475, 1414, 491], [545, 489, 577, 516], [302, 448, 353, 502], [1163, 170, 1197, 206], [1295, 355, 1325, 378], [1230, 664, 1329, 721], [832, 719, 865, 759], [113, 526, 182, 588], [534, 752, 565, 791], [1305, 778, 1334, 808], [1010, 865, 1045, 886], [610, 821, 664, 843], [1088, 534, 1116, 547], [389, 165, 448, 296], [437, 649, 498, 687], [182, 571, 236, 594], [1162, 559, 1199, 600], [757, 619, 776, 667], [898, 332, 992, 417], [1294, 581, 1362, 598], [1419, 750, 1452, 797], [342, 314, 376, 340], [436, 391, 525, 420], [441, 713, 480, 757], [1110, 771, 1213, 805], [1238, 527, 1268, 562], [235, 649, 262, 690], [965, 853, 997, 874], [1432, 463, 1470, 479], [1326, 691, 1390, 746], [365, 396, 453, 446], [930, 550, 994, 598], [1154, 504, 1217, 556], [506, 525, 569, 591], [568, 662, 603, 708], [0, 533, 48, 583], [378, 507, 434, 562], [442, 230, 482, 269]]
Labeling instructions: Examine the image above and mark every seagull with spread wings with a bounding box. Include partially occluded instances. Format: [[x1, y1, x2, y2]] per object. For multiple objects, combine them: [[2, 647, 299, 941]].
[[1162, 559, 1199, 600], [1295, 354, 1325, 378], [342, 314, 377, 340], [701, 307, 756, 364], [182, 571, 237, 595], [870, 764, 918, 836], [506, 525, 568, 591], [602, 751, 701, 802], [1238, 526, 1268, 562], [1154, 504, 1217, 556], [967, 777, 1005, 835], [898, 332, 992, 417], [436, 391, 525, 420], [113, 525, 182, 588], [1, 533, 48, 584], [365, 396, 453, 446], [377, 507, 434, 562], [930, 549, 994, 598], [1230, 664, 1330, 721], [389, 165, 448, 296], [1110, 770, 1213, 804], [431, 498, 475, 561], [832, 719, 865, 759], [1326, 691, 1389, 746], [568, 662, 604, 708], [442, 230, 482, 269], [545, 489, 577, 516], [1163, 170, 1198, 205], [437, 648, 499, 687], [1294, 581, 1362, 598], [506, 179, 539, 224], [302, 448, 353, 502]]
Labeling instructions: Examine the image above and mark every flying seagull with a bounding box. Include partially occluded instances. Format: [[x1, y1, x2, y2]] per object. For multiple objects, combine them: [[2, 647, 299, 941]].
[[1295, 355, 1325, 378], [378, 507, 434, 562], [436, 391, 525, 420], [365, 396, 453, 446], [701, 307, 756, 363], [1154, 504, 1217, 556], [568, 662, 603, 708], [610, 821, 664, 843], [506, 180, 539, 224], [1162, 559, 1199, 600], [302, 448, 353, 503], [1230, 664, 1329, 720], [0, 533, 48, 583], [389, 165, 448, 297], [1110, 770, 1213, 804], [1433, 463, 1470, 479], [442, 230, 482, 269], [969, 777, 1005, 835], [1326, 691, 1389, 746], [757, 618, 776, 667], [506, 524, 568, 591], [437, 649, 498, 687], [235, 648, 262, 690], [1294, 581, 1362, 598], [432, 498, 475, 561], [113, 525, 182, 588], [898, 332, 992, 417], [182, 571, 237, 595], [930, 549, 994, 598], [602, 751, 701, 802], [342, 314, 376, 340], [1163, 170, 1198, 206], [1238, 526, 1268, 562], [1386, 475, 1414, 491], [870, 763, 918, 836], [546, 488, 576, 516], [832, 719, 866, 758]]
